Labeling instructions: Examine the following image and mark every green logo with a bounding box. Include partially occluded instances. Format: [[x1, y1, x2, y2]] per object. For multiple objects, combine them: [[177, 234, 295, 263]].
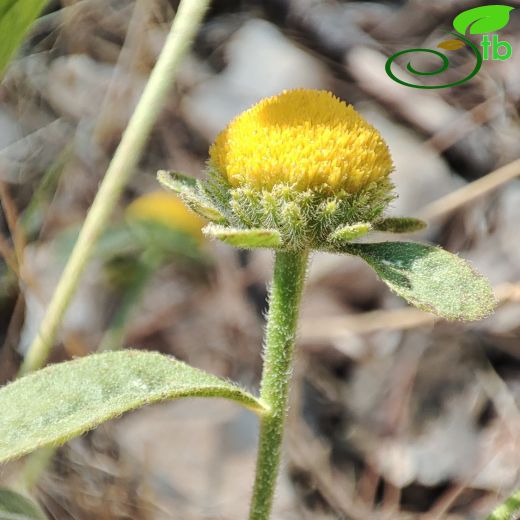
[[385, 5, 514, 89]]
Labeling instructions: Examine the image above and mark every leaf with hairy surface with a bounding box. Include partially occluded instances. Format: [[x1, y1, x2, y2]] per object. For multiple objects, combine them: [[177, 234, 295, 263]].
[[0, 351, 266, 464], [157, 170, 226, 222], [342, 241, 496, 321]]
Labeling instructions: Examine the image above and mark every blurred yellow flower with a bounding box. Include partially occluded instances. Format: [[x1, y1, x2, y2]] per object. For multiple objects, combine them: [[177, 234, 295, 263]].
[[127, 191, 205, 239], [209, 89, 393, 194]]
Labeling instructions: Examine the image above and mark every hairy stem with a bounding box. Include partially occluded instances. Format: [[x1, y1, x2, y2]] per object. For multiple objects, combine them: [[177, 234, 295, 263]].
[[19, 0, 211, 375], [249, 250, 309, 520], [486, 489, 520, 520]]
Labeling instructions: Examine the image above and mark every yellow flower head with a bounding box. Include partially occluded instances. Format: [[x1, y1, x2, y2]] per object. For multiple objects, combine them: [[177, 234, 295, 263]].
[[127, 191, 205, 240], [209, 89, 393, 194]]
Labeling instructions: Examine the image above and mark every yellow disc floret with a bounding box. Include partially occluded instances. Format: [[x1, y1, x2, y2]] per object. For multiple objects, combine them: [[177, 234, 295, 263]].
[[127, 191, 205, 240], [209, 89, 393, 194]]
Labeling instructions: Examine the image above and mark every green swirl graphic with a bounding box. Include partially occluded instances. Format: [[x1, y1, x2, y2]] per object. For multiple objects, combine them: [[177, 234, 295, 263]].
[[385, 33, 482, 89]]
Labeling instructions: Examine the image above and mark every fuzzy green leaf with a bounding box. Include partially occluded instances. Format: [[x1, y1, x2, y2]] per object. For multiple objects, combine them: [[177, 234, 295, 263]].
[[0, 351, 265, 463], [157, 170, 226, 223], [453, 5, 514, 35], [182, 192, 227, 223], [0, 0, 49, 77], [373, 217, 427, 233], [157, 170, 198, 194], [0, 488, 48, 520], [204, 224, 282, 249], [328, 223, 372, 244], [342, 241, 496, 321]]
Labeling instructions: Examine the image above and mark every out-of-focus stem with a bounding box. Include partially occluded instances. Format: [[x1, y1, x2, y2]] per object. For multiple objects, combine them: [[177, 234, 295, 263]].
[[19, 0, 211, 375]]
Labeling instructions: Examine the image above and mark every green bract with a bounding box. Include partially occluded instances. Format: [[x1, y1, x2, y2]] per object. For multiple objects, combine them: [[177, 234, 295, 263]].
[[159, 170, 397, 250], [158, 168, 495, 322]]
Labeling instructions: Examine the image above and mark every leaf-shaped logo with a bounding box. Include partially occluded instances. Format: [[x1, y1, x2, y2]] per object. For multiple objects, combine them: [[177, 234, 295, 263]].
[[453, 5, 514, 35], [437, 39, 466, 51]]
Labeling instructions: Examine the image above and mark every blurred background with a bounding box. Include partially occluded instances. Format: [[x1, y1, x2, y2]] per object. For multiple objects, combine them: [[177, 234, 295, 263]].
[[1, 0, 520, 518]]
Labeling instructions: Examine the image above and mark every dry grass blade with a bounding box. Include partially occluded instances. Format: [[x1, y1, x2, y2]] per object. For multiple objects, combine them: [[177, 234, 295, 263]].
[[0, 181, 25, 266], [0, 187, 19, 275], [418, 158, 520, 221], [301, 282, 520, 341], [0, 234, 18, 275]]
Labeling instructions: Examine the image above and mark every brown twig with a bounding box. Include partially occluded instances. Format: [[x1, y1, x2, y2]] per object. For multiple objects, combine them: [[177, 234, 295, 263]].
[[300, 282, 520, 343], [417, 158, 520, 221]]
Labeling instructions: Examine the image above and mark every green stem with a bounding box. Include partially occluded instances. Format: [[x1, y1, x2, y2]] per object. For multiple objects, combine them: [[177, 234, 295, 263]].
[[249, 250, 309, 520], [486, 489, 520, 520], [19, 0, 211, 376]]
